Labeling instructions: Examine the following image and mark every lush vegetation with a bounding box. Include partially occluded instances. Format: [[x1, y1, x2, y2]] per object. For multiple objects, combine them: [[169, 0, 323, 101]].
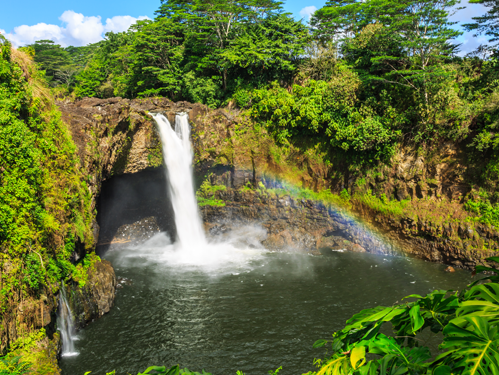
[[24, 0, 499, 223], [0, 35, 97, 370], [196, 178, 226, 207], [5, 0, 499, 372], [308, 257, 499, 375]]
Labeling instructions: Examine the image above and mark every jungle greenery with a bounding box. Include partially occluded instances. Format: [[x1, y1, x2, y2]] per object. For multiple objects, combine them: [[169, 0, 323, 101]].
[[24, 0, 499, 213], [0, 33, 97, 371], [3, 0, 499, 371]]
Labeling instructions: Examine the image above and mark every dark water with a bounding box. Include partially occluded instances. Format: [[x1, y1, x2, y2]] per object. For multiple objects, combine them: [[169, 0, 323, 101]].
[[60, 249, 471, 375]]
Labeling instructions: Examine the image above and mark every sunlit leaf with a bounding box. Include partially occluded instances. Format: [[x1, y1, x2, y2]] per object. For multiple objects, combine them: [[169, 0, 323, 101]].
[[441, 317, 499, 375]]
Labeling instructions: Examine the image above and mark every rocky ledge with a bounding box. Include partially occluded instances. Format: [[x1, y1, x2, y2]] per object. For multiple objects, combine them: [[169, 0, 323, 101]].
[[66, 259, 117, 329], [202, 188, 394, 255]]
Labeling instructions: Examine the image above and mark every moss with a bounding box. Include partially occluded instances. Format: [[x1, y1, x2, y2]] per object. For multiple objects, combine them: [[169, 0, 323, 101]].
[[0, 40, 96, 367], [148, 147, 164, 168], [72, 253, 101, 288], [1, 329, 60, 375]]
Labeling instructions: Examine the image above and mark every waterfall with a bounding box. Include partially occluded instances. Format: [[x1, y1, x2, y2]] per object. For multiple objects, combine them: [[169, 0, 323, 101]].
[[151, 113, 207, 250], [58, 284, 78, 357]]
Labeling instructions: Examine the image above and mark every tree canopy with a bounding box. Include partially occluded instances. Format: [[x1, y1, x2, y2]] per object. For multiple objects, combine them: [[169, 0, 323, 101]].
[[21, 0, 499, 173]]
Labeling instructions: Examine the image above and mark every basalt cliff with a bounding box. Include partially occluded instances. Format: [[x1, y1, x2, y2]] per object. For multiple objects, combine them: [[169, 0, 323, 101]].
[[56, 97, 498, 272]]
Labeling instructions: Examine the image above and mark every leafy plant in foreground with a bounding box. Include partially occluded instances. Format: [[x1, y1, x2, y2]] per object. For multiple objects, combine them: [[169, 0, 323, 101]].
[[309, 257, 499, 375]]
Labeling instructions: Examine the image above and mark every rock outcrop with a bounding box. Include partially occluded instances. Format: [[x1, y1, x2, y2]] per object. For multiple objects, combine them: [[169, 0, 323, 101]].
[[57, 97, 211, 223], [66, 259, 116, 329], [58, 96, 490, 279], [346, 144, 471, 204], [202, 188, 391, 255]]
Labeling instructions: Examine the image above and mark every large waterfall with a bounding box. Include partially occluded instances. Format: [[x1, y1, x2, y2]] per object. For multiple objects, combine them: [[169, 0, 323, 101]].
[[148, 112, 266, 267], [57, 285, 78, 357], [152, 113, 207, 249]]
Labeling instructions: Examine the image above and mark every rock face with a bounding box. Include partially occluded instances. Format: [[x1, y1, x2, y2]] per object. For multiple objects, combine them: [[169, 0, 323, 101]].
[[66, 259, 117, 329], [199, 169, 495, 270], [202, 188, 393, 256], [107, 216, 162, 248], [1, 289, 59, 354], [352, 203, 498, 270], [57, 97, 211, 227], [344, 144, 471, 204]]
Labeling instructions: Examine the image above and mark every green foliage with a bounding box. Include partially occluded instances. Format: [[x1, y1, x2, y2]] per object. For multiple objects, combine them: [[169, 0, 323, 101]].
[[309, 259, 499, 375], [258, 179, 351, 209], [196, 179, 226, 207], [221, 13, 308, 85], [355, 190, 409, 217], [250, 76, 399, 165], [182, 72, 222, 108], [71, 253, 101, 288], [121, 19, 184, 99], [0, 356, 31, 375], [22, 40, 71, 85], [465, 190, 499, 227], [0, 38, 94, 316], [1, 329, 59, 375], [65, 0, 306, 104]]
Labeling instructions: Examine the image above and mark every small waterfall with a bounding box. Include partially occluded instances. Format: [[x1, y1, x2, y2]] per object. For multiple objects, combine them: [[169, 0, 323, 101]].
[[152, 113, 207, 250], [57, 284, 78, 357]]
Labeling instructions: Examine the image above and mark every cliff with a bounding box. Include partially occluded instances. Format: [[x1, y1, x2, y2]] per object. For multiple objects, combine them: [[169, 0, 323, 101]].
[[69, 97, 498, 271]]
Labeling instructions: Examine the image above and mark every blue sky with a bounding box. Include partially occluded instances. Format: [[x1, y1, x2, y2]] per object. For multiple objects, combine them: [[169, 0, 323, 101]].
[[0, 0, 325, 34], [0, 0, 489, 55]]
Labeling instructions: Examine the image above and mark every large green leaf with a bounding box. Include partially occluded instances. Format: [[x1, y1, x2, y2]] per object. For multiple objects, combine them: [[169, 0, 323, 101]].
[[340, 306, 406, 341], [393, 290, 459, 337], [368, 335, 430, 367], [409, 305, 424, 333], [440, 317, 499, 375], [315, 355, 350, 375], [453, 283, 499, 328], [470, 257, 499, 286]]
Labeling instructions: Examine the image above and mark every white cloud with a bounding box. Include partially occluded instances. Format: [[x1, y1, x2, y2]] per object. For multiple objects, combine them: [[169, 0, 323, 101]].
[[449, 0, 490, 56], [59, 11, 104, 46], [104, 15, 150, 33], [450, 0, 487, 24], [300, 6, 317, 21], [4, 11, 150, 47]]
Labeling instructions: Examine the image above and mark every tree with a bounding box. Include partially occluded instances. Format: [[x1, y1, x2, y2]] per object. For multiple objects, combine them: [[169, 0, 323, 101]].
[[156, 0, 284, 90], [222, 13, 308, 86], [464, 0, 499, 50], [310, 0, 366, 45], [314, 0, 462, 141], [125, 18, 185, 98], [25, 40, 71, 84], [73, 31, 134, 98], [55, 65, 80, 87], [65, 45, 95, 68]]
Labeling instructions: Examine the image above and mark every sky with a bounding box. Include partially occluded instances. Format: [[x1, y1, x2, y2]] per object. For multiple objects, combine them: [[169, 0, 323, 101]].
[[0, 0, 490, 56]]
